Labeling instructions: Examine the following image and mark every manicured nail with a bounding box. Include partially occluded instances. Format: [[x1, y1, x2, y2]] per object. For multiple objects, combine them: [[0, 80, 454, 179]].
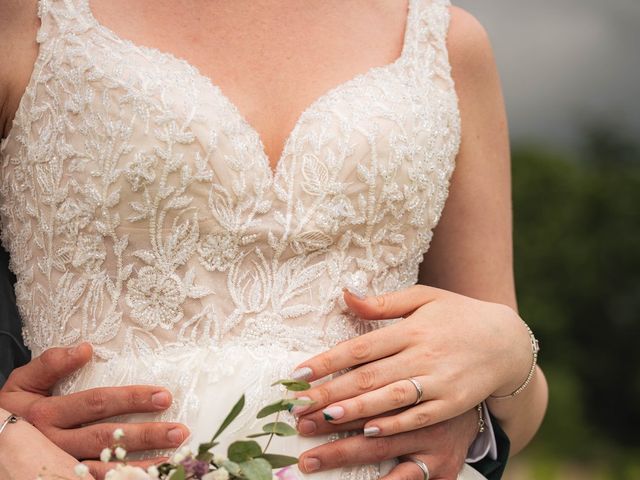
[[302, 457, 321, 472], [364, 426, 381, 437], [343, 286, 366, 300], [297, 419, 317, 435], [291, 367, 313, 381], [322, 405, 345, 421], [291, 396, 312, 416], [167, 427, 184, 445], [152, 391, 171, 408]]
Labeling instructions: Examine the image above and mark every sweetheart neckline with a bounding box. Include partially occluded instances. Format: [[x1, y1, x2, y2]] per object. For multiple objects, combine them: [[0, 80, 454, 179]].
[[81, 0, 416, 180]]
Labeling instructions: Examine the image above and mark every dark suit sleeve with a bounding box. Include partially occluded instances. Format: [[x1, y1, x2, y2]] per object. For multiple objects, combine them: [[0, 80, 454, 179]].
[[0, 246, 30, 387], [467, 411, 511, 480]]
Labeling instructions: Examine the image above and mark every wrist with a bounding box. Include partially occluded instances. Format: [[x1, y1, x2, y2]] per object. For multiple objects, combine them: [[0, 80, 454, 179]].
[[492, 315, 539, 398]]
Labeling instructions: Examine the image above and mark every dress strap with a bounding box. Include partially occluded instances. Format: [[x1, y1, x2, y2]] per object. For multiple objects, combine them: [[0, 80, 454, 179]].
[[406, 0, 455, 88], [35, 0, 94, 45]]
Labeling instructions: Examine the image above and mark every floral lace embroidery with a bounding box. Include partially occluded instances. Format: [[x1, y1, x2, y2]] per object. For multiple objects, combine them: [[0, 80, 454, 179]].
[[0, 0, 460, 475]]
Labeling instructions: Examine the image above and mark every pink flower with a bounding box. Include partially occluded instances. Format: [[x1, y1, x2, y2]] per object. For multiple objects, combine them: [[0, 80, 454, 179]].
[[275, 466, 299, 480]]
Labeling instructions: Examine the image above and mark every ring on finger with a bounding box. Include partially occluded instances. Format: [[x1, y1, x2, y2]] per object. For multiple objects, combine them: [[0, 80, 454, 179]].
[[406, 456, 430, 480], [406, 377, 424, 406]]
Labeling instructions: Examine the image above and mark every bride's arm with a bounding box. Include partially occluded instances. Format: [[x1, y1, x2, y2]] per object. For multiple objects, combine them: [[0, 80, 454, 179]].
[[0, 406, 92, 480], [418, 6, 548, 454]]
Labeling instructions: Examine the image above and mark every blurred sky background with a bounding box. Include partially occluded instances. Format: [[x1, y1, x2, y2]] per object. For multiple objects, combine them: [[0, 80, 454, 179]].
[[456, 0, 640, 149]]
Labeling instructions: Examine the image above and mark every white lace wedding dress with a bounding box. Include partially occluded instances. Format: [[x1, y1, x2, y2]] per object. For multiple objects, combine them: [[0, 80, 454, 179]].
[[0, 0, 486, 478]]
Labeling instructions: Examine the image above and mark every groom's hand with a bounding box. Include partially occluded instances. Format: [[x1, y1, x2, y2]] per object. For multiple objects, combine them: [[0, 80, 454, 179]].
[[0, 343, 189, 470]]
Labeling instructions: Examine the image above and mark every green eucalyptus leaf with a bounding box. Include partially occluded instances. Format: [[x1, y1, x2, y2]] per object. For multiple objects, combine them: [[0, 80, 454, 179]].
[[170, 465, 186, 480], [270, 379, 311, 391], [228, 440, 263, 463], [198, 441, 219, 455], [259, 454, 299, 468], [239, 458, 272, 480], [256, 400, 289, 418], [196, 451, 214, 463], [246, 432, 272, 438], [262, 422, 297, 436], [213, 395, 245, 441], [222, 460, 242, 476]]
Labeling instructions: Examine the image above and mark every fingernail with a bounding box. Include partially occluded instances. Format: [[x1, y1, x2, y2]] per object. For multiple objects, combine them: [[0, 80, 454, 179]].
[[152, 391, 171, 408], [302, 457, 321, 472], [291, 367, 313, 381], [343, 286, 366, 300], [68, 343, 86, 356], [167, 428, 184, 445], [291, 396, 312, 416], [364, 426, 380, 437], [322, 405, 344, 421], [298, 419, 317, 435]]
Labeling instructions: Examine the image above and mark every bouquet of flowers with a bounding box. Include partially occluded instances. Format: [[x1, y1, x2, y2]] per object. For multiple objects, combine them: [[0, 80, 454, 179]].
[[64, 379, 314, 480]]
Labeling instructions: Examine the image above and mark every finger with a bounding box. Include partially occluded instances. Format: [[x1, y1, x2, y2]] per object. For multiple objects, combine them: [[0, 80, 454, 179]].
[[294, 353, 415, 414], [296, 416, 367, 436], [381, 460, 425, 480], [84, 457, 168, 480], [296, 407, 406, 437], [291, 326, 407, 383], [38, 385, 174, 427], [54, 422, 189, 459], [363, 399, 456, 437], [316, 376, 435, 426], [298, 429, 432, 473], [3, 342, 93, 394], [343, 285, 443, 320]]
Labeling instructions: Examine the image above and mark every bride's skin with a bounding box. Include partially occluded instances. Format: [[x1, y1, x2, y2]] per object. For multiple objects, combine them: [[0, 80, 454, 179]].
[[0, 1, 548, 479]]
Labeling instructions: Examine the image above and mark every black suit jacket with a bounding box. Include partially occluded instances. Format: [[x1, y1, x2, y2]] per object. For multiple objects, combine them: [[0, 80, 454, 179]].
[[0, 246, 508, 478], [0, 246, 30, 386]]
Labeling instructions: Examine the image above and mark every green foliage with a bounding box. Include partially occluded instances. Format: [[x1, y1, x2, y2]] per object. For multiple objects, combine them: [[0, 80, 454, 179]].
[[212, 395, 245, 441], [511, 125, 640, 464]]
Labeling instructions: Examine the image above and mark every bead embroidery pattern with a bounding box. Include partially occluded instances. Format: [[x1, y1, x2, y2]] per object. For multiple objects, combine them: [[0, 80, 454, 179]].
[[0, 0, 460, 475]]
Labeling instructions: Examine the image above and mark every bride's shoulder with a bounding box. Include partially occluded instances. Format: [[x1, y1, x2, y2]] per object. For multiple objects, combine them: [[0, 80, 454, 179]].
[[447, 5, 493, 65], [446, 5, 500, 94]]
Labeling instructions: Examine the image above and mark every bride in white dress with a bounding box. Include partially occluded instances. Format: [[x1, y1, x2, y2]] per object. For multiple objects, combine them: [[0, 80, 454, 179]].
[[0, 0, 548, 479]]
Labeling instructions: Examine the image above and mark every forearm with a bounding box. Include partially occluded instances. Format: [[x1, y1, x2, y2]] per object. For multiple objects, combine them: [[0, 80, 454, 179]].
[[0, 407, 82, 479], [486, 366, 548, 456]]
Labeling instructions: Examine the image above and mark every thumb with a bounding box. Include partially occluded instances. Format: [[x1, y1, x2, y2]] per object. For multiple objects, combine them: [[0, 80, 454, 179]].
[[4, 342, 93, 394], [343, 284, 441, 320]]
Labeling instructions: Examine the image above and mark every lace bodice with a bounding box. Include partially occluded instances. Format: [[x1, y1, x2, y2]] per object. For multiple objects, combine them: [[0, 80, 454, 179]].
[[0, 0, 459, 363]]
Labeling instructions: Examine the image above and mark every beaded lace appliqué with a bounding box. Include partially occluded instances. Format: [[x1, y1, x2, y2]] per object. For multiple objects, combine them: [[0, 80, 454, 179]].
[[0, 0, 460, 476]]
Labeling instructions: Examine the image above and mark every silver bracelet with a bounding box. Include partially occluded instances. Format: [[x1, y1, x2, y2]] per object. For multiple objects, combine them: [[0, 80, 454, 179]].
[[490, 320, 540, 399], [0, 413, 22, 437]]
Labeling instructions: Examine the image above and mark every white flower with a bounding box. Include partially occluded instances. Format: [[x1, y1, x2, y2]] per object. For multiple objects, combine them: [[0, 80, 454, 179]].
[[105, 464, 152, 480], [179, 446, 192, 457], [74, 463, 90, 478], [213, 454, 226, 464], [172, 452, 185, 464], [115, 446, 127, 460], [203, 467, 229, 480], [113, 428, 125, 440], [146, 465, 159, 478], [101, 447, 112, 462]]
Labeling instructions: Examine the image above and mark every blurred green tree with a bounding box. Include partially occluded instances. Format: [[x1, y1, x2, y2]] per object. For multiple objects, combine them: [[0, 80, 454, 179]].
[[511, 123, 640, 464]]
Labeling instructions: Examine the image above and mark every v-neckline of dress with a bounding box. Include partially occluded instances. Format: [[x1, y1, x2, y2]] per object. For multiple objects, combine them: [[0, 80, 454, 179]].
[[82, 0, 417, 179]]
